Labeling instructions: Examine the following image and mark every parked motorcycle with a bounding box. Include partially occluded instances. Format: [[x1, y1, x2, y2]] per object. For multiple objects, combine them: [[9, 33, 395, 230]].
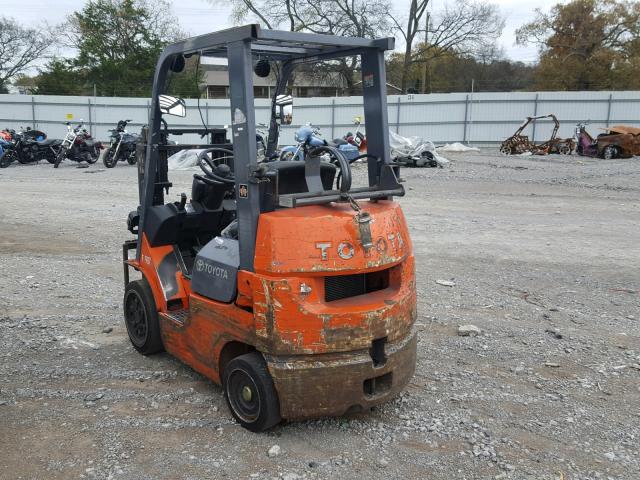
[[103, 120, 139, 168], [0, 127, 61, 168], [0, 137, 9, 168], [344, 116, 367, 153], [279, 124, 360, 162], [54, 122, 102, 168]]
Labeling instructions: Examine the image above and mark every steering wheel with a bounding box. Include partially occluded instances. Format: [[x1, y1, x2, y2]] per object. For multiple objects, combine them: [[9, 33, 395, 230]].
[[308, 145, 352, 194], [197, 148, 235, 184]]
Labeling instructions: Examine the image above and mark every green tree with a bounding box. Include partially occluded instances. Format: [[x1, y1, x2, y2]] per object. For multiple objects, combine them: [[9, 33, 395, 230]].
[[68, 0, 183, 96], [34, 59, 87, 95], [517, 0, 640, 90]]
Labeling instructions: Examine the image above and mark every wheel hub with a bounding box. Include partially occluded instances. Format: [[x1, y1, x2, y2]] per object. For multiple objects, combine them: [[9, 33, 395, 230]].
[[242, 386, 253, 402]]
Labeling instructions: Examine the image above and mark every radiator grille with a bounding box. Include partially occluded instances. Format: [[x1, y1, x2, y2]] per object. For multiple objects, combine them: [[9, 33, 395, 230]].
[[324, 269, 390, 302]]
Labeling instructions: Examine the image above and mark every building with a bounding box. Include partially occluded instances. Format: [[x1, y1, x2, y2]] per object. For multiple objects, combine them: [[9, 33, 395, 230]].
[[201, 62, 347, 99]]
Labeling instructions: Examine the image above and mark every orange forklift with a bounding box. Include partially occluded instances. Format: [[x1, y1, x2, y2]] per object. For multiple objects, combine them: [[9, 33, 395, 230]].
[[122, 24, 417, 431]]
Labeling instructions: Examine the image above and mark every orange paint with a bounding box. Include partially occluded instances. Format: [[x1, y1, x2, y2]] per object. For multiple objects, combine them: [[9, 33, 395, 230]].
[[132, 200, 416, 386]]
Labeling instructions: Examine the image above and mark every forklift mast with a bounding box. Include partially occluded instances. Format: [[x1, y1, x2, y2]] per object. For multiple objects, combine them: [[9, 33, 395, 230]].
[[138, 24, 402, 272]]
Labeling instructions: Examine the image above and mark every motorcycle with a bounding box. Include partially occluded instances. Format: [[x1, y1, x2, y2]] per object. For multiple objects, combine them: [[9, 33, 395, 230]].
[[103, 119, 139, 168], [0, 127, 61, 168], [279, 124, 360, 162], [344, 116, 367, 153], [54, 121, 102, 168]]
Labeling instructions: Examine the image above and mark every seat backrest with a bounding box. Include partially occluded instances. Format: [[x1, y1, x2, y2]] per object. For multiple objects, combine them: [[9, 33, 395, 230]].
[[267, 161, 336, 195]]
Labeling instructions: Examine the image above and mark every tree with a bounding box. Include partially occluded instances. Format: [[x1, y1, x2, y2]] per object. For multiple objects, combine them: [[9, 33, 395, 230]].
[[386, 49, 535, 93], [67, 0, 184, 96], [0, 17, 54, 92], [391, 0, 505, 93], [516, 0, 640, 90], [34, 59, 87, 96], [219, 0, 391, 93]]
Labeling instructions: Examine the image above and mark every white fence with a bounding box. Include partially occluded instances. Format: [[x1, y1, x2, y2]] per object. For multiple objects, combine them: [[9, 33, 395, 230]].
[[1, 91, 639, 146]]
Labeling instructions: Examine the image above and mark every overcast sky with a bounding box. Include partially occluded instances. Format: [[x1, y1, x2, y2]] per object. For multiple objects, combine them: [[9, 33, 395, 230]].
[[2, 0, 559, 64]]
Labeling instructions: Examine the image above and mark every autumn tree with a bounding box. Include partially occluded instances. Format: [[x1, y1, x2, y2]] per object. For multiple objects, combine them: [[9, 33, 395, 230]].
[[516, 0, 640, 90]]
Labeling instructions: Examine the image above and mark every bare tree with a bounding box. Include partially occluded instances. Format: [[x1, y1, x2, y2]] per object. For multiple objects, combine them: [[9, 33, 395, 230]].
[[0, 17, 54, 92], [214, 0, 391, 93], [391, 0, 504, 93]]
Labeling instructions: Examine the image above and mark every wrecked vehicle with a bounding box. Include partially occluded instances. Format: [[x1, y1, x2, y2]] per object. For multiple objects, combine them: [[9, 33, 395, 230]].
[[500, 114, 574, 156], [575, 123, 640, 159]]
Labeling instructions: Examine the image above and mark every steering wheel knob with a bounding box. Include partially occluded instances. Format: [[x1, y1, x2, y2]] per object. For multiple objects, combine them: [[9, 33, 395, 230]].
[[214, 163, 231, 178]]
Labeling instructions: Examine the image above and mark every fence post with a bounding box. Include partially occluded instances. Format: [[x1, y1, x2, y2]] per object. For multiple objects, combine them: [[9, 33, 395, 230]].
[[330, 98, 336, 140], [531, 93, 539, 142], [146, 100, 150, 124], [606, 93, 613, 127], [463, 94, 469, 143], [87, 98, 93, 137], [395, 97, 401, 134], [31, 96, 36, 130]]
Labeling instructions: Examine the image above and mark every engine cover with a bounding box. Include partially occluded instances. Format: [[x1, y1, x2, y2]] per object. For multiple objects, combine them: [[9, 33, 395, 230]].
[[191, 237, 239, 303]]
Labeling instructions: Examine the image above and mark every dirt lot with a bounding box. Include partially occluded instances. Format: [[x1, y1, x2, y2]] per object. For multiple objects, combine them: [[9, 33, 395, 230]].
[[0, 151, 639, 480]]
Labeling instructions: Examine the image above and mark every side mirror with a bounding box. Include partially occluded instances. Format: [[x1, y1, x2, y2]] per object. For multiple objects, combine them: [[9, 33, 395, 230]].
[[354, 116, 362, 125], [159, 95, 187, 118], [275, 94, 293, 125]]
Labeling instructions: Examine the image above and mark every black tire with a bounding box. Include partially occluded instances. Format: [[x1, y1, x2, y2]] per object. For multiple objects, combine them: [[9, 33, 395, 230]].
[[103, 149, 117, 168], [53, 148, 66, 168], [223, 352, 281, 432], [126, 153, 137, 165], [123, 278, 164, 355], [86, 149, 98, 164], [279, 151, 295, 161], [602, 145, 617, 160], [0, 150, 16, 168]]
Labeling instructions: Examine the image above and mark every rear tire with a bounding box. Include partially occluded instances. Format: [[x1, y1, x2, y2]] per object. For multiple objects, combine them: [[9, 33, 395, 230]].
[[123, 278, 164, 355], [126, 153, 137, 165], [223, 352, 281, 432], [86, 149, 98, 164], [602, 145, 617, 160]]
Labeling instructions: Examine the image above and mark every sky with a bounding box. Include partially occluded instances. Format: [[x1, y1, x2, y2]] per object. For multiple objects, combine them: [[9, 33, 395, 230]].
[[0, 0, 559, 64]]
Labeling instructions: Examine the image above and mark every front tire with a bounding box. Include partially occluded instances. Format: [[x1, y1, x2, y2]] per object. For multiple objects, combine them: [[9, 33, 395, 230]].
[[123, 279, 164, 355], [0, 150, 16, 168], [103, 149, 118, 168], [53, 148, 66, 168], [223, 352, 281, 432]]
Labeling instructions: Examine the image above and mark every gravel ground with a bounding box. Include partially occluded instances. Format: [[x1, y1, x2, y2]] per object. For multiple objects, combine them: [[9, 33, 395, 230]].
[[0, 151, 639, 480]]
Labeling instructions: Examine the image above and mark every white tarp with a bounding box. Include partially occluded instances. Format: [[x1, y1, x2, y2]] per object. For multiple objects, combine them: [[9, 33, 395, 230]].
[[389, 130, 449, 166], [437, 142, 480, 153], [168, 149, 205, 170]]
